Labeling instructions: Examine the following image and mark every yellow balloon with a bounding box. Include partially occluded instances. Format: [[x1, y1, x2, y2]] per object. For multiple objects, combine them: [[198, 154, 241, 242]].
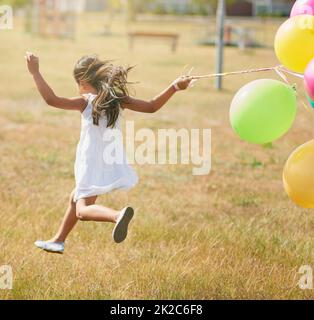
[[275, 15, 314, 73], [283, 140, 314, 208]]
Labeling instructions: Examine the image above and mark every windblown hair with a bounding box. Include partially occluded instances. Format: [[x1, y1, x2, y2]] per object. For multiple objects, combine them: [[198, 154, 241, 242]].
[[74, 55, 133, 128]]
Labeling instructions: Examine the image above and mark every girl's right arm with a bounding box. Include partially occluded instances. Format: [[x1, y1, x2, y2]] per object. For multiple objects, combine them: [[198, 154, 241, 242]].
[[25, 52, 87, 112], [122, 75, 195, 114]]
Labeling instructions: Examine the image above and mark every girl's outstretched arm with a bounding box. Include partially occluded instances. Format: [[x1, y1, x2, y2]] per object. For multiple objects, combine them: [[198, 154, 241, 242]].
[[122, 75, 195, 113], [25, 52, 87, 111]]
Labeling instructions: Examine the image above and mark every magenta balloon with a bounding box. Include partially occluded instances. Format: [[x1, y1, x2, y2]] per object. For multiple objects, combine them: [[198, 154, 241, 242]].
[[291, 0, 314, 17], [304, 78, 314, 100], [304, 58, 314, 100]]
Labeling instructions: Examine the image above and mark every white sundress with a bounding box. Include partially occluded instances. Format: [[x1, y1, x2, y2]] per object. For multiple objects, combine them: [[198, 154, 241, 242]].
[[74, 94, 138, 202]]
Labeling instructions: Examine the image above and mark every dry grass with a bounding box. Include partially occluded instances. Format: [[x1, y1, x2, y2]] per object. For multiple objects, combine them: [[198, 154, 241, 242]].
[[0, 14, 314, 299]]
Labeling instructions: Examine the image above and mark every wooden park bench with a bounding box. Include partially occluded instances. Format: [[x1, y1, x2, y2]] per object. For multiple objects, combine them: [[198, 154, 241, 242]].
[[127, 32, 179, 53]]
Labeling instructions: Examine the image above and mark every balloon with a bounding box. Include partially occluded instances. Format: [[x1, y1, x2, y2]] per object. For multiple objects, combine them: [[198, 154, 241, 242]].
[[283, 140, 314, 208], [305, 92, 314, 108], [291, 0, 314, 17], [304, 58, 314, 100], [230, 79, 297, 144], [274, 15, 314, 73], [304, 77, 313, 101]]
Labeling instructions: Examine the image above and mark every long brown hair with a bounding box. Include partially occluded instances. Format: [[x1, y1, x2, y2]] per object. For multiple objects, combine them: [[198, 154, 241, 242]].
[[74, 55, 133, 128]]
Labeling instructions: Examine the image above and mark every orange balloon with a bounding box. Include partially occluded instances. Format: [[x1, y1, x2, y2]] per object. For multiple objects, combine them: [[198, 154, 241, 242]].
[[283, 140, 314, 208]]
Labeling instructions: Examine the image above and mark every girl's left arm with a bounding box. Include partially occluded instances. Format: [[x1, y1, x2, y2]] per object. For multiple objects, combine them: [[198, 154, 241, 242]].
[[122, 76, 195, 113], [26, 52, 87, 112]]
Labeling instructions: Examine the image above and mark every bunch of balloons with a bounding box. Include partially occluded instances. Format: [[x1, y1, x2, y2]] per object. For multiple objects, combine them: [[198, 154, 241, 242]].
[[229, 0, 314, 208], [275, 0, 314, 108], [275, 0, 314, 73]]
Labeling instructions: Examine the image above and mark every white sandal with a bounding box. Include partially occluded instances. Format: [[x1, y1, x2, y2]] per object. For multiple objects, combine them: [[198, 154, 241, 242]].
[[34, 240, 64, 254], [112, 207, 134, 243]]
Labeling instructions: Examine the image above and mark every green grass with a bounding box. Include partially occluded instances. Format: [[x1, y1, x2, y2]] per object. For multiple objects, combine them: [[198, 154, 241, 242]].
[[0, 13, 314, 299]]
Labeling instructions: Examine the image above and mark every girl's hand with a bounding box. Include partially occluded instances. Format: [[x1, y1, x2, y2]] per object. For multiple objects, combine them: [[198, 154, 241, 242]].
[[25, 52, 39, 75], [172, 75, 197, 91]]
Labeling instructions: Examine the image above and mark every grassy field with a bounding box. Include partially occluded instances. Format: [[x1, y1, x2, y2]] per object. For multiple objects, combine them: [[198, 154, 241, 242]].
[[1, 13, 314, 299]]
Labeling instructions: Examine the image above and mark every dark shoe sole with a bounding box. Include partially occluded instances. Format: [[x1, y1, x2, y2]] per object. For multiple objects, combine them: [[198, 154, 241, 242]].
[[112, 207, 134, 243]]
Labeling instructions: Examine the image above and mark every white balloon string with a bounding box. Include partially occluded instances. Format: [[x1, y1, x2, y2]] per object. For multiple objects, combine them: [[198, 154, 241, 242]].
[[273, 67, 312, 114], [301, 99, 312, 113], [274, 67, 290, 84], [191, 65, 312, 112], [191, 66, 278, 79], [275, 67, 313, 114], [191, 65, 304, 81], [278, 66, 304, 79]]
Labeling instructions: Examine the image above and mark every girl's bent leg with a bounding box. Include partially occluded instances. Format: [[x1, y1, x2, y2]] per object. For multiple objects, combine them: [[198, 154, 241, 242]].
[[76, 197, 120, 223], [49, 190, 81, 243]]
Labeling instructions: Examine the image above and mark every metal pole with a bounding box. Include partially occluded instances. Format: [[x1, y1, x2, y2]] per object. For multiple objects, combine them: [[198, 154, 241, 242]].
[[269, 0, 273, 15], [215, 0, 225, 90]]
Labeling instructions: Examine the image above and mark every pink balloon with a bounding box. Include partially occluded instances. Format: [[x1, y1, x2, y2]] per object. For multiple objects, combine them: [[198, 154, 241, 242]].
[[304, 58, 314, 100], [304, 80, 314, 101], [291, 0, 314, 17]]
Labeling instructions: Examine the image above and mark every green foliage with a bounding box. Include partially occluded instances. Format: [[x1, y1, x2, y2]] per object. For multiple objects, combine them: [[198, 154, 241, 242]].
[[0, 0, 28, 8], [108, 0, 236, 17], [192, 0, 235, 11]]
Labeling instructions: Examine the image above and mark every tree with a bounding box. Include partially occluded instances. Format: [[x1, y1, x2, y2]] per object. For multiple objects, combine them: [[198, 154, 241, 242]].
[[124, 0, 156, 22], [0, 0, 28, 8], [192, 0, 235, 14]]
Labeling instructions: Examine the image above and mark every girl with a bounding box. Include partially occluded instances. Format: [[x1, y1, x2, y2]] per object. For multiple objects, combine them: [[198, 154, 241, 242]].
[[26, 52, 195, 254]]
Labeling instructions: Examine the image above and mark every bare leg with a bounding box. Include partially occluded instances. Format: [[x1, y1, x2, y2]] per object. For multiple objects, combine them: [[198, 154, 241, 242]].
[[48, 190, 84, 243], [35, 192, 126, 252], [76, 196, 120, 223]]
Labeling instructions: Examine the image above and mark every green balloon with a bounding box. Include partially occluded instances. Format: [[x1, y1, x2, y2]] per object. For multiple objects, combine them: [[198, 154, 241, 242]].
[[230, 79, 297, 144]]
